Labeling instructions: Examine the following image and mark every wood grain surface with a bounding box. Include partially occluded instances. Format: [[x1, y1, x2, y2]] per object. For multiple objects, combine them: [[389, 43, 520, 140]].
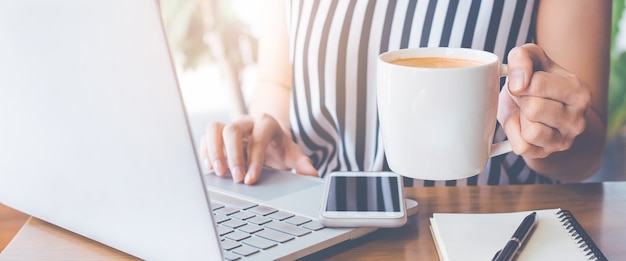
[[2, 182, 625, 260]]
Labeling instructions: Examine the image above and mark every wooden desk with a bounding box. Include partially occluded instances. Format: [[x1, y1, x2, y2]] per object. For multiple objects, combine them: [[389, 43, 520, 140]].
[[1, 182, 625, 260]]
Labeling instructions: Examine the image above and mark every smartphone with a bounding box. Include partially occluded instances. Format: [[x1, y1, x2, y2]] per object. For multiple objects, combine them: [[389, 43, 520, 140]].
[[319, 171, 407, 228]]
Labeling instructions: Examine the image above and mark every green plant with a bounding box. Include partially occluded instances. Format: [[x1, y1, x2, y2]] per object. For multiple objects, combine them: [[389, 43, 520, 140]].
[[609, 1, 626, 139]]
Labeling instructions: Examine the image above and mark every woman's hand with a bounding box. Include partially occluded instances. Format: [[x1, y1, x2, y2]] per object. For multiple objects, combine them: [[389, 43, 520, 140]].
[[200, 113, 318, 185], [498, 43, 592, 159]]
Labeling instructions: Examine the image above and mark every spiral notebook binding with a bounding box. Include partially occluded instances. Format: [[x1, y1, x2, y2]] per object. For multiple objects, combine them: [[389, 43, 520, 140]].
[[556, 210, 608, 261]]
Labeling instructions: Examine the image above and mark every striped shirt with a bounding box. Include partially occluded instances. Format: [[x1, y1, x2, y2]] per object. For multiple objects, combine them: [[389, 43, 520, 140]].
[[287, 0, 556, 186]]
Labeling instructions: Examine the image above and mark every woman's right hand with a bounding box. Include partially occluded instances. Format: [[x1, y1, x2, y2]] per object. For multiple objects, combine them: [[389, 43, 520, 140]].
[[200, 113, 318, 185]]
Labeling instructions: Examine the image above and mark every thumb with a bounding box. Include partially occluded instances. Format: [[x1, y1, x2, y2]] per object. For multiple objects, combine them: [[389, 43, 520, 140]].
[[294, 156, 318, 177], [283, 141, 318, 177], [506, 43, 552, 95]]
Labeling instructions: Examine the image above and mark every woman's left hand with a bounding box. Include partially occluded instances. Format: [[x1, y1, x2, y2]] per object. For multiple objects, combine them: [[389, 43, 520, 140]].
[[497, 43, 592, 159]]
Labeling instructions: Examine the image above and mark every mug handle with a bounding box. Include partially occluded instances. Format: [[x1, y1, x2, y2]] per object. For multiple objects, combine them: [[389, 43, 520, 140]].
[[489, 64, 513, 158], [490, 141, 512, 157]]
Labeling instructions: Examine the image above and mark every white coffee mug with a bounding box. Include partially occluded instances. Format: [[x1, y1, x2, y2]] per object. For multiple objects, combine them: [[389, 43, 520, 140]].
[[377, 47, 512, 180]]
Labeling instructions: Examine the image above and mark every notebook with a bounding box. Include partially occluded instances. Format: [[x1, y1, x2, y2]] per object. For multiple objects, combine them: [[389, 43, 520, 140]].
[[0, 1, 417, 260], [429, 208, 607, 261]]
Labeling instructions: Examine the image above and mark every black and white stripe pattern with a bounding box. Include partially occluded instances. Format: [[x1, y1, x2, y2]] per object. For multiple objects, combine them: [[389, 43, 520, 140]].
[[288, 0, 555, 186]]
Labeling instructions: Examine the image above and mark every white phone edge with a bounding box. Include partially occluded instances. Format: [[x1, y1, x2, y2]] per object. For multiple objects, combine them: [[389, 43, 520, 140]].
[[319, 171, 408, 228]]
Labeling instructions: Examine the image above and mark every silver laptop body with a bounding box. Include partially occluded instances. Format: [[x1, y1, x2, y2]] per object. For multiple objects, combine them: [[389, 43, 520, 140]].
[[0, 1, 378, 260]]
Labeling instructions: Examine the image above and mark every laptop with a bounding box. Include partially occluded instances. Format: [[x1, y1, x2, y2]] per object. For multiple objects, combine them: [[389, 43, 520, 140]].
[[0, 1, 417, 260]]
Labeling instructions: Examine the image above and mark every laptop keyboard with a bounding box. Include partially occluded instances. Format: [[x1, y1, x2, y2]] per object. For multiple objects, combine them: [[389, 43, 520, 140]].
[[210, 195, 326, 260]]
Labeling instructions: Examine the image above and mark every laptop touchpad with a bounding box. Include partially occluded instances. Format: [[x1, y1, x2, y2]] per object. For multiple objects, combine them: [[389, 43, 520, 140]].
[[203, 167, 323, 201]]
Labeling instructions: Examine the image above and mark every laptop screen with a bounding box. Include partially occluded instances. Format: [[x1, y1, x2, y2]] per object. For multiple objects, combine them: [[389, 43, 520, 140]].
[[0, 1, 222, 260]]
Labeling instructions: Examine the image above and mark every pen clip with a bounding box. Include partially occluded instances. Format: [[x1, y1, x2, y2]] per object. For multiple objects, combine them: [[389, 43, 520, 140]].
[[492, 249, 502, 261]]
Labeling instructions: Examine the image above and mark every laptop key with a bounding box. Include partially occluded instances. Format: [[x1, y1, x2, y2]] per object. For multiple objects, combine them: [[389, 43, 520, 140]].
[[230, 211, 255, 220], [214, 213, 230, 224], [223, 251, 241, 261], [265, 221, 311, 237], [242, 236, 277, 250], [248, 205, 278, 216], [247, 215, 272, 225], [284, 215, 311, 226], [222, 219, 247, 229], [217, 226, 234, 236], [302, 220, 325, 231], [238, 224, 263, 234], [225, 231, 251, 241], [220, 239, 242, 251], [215, 197, 258, 210], [215, 206, 239, 216], [256, 228, 294, 243], [210, 201, 225, 210], [267, 211, 294, 221], [232, 245, 259, 257]]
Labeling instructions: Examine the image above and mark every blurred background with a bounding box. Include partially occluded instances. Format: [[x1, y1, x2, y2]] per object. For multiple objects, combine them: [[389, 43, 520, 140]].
[[159, 0, 626, 182]]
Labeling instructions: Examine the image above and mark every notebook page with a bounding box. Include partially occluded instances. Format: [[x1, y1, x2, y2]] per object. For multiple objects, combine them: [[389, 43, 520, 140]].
[[517, 209, 589, 260], [430, 208, 589, 261]]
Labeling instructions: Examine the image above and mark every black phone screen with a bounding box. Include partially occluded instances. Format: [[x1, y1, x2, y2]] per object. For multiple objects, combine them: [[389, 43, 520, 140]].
[[324, 176, 401, 212]]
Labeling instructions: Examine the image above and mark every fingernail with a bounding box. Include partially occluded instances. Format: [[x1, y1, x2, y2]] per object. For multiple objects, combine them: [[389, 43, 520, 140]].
[[509, 69, 525, 92], [203, 158, 212, 170], [231, 166, 244, 182], [244, 168, 252, 184], [213, 160, 223, 175]]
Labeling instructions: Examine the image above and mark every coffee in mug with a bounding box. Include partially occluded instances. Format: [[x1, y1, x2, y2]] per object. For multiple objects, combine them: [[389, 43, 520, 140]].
[[390, 57, 484, 68], [377, 48, 512, 180]]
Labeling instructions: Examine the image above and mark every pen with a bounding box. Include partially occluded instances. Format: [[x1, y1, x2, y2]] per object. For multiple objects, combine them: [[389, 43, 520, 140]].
[[493, 211, 537, 261]]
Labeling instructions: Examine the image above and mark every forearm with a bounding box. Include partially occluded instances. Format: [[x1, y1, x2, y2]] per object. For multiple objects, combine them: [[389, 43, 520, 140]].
[[524, 108, 606, 182], [526, 0, 610, 182], [251, 0, 292, 135]]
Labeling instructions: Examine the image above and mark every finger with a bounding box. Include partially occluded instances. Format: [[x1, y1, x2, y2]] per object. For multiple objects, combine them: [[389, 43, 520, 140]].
[[517, 95, 586, 137], [199, 135, 212, 170], [222, 116, 255, 183], [497, 78, 520, 124], [506, 43, 553, 94], [517, 96, 567, 129], [243, 114, 318, 184], [243, 114, 280, 185], [518, 71, 591, 110], [518, 113, 567, 155], [294, 156, 318, 177], [502, 111, 549, 158], [205, 122, 226, 176], [507, 44, 591, 108]]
